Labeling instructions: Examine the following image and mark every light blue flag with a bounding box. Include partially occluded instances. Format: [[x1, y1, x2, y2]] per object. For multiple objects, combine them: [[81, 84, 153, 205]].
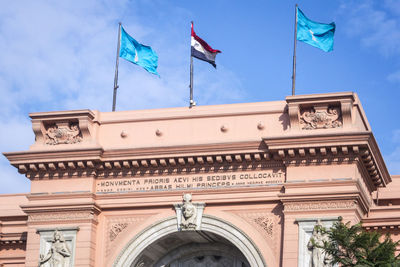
[[296, 7, 335, 52], [119, 26, 159, 75]]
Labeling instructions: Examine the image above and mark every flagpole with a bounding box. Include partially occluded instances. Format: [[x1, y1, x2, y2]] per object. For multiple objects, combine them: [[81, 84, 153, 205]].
[[291, 4, 298, 96], [189, 55, 194, 107], [112, 22, 121, 112], [189, 21, 196, 108]]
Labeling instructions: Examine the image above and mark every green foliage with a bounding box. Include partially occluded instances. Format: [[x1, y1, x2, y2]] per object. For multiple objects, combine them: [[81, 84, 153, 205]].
[[320, 218, 400, 267]]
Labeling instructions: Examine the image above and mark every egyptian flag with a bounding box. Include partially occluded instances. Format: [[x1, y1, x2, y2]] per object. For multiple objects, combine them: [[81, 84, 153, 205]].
[[191, 22, 221, 68]]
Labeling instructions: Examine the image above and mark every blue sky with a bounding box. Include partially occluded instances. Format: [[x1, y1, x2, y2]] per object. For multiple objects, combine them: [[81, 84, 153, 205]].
[[0, 0, 399, 194]]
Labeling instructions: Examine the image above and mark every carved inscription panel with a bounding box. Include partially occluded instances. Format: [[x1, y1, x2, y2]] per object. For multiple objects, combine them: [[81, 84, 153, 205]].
[[96, 169, 285, 193]]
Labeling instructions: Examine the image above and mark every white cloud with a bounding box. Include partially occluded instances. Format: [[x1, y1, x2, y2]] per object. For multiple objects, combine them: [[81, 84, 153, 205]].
[[387, 70, 400, 83], [0, 0, 246, 193], [339, 0, 400, 56], [384, 129, 400, 175], [385, 146, 400, 175], [0, 162, 30, 194], [0, 117, 33, 194], [392, 129, 400, 143]]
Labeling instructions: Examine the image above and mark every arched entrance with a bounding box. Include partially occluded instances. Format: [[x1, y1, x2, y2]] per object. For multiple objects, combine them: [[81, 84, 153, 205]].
[[133, 232, 249, 266], [113, 215, 266, 267]]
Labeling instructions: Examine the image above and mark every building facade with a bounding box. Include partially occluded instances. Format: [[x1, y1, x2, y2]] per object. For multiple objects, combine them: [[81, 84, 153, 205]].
[[1, 92, 399, 267]]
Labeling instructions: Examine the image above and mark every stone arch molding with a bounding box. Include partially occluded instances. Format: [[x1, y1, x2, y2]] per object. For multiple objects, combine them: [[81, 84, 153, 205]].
[[113, 214, 267, 267]]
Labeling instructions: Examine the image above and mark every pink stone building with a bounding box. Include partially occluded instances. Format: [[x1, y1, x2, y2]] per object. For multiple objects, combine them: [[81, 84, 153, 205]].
[[1, 92, 399, 266]]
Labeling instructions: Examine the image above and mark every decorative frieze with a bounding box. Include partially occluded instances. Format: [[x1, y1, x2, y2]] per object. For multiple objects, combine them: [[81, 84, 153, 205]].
[[285, 200, 357, 212], [29, 211, 96, 222]]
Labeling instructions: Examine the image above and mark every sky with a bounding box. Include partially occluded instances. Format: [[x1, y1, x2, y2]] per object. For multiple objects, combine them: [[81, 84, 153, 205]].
[[0, 0, 399, 194]]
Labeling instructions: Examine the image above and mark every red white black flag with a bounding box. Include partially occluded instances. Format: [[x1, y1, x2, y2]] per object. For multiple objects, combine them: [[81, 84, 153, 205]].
[[191, 22, 221, 68]]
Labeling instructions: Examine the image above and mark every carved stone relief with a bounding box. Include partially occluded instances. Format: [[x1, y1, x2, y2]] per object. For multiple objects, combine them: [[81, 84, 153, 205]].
[[44, 122, 82, 145], [174, 193, 205, 231], [105, 216, 148, 257], [109, 223, 129, 242], [39, 230, 70, 266], [297, 218, 338, 267], [300, 105, 342, 130], [234, 211, 278, 253], [37, 228, 78, 267], [253, 216, 274, 237], [307, 220, 332, 267]]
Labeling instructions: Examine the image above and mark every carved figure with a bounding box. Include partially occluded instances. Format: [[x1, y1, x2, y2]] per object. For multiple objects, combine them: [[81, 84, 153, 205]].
[[45, 123, 82, 145], [307, 221, 331, 267], [181, 193, 197, 229], [39, 230, 71, 267], [301, 106, 342, 130]]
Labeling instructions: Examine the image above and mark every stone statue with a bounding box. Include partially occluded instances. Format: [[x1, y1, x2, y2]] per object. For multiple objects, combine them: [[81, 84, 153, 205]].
[[39, 230, 71, 267], [307, 220, 331, 267], [180, 193, 197, 229]]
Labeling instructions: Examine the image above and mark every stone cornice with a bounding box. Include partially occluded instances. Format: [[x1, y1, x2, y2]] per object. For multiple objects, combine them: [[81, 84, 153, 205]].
[[4, 132, 390, 194], [5, 141, 287, 180], [263, 132, 390, 189], [362, 208, 400, 230], [286, 92, 356, 103], [20, 201, 100, 213], [0, 232, 27, 244], [27, 192, 95, 201], [29, 109, 96, 120], [21, 201, 101, 224], [4, 146, 103, 163]]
